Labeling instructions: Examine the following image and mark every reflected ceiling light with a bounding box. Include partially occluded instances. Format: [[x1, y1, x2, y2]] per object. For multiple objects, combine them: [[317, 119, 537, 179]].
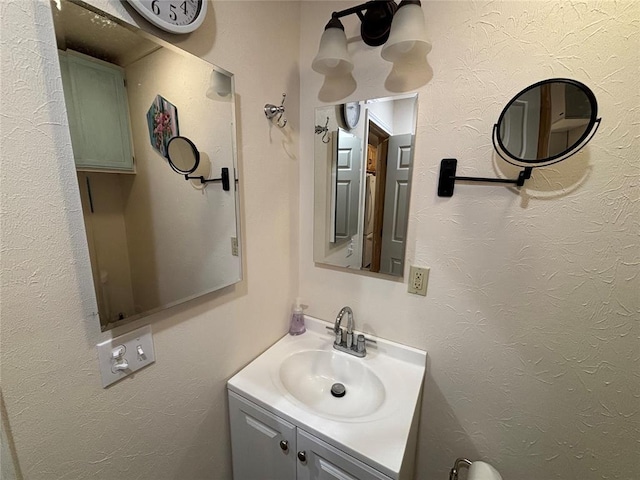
[[206, 69, 232, 98], [312, 0, 429, 76]]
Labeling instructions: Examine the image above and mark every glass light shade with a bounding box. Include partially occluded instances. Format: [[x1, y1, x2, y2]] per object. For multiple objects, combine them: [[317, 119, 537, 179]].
[[206, 70, 232, 98], [312, 27, 354, 76], [381, 3, 431, 63]]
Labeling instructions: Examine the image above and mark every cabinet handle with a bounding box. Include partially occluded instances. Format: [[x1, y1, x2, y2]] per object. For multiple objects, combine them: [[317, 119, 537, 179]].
[[279, 440, 289, 452], [297, 451, 307, 463]]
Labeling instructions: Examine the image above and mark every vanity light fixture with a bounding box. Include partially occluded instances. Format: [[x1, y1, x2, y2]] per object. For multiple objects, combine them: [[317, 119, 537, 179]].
[[312, 0, 431, 76]]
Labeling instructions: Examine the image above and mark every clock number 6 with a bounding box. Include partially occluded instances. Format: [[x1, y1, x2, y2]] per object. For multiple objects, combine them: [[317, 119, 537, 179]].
[[151, 0, 160, 15]]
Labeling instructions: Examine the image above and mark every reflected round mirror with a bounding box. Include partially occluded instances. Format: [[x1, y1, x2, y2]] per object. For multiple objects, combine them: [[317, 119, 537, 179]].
[[494, 78, 599, 167], [167, 136, 200, 174]]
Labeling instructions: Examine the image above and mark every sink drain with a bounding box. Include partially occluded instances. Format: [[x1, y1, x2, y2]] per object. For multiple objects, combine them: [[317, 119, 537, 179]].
[[331, 383, 346, 398]]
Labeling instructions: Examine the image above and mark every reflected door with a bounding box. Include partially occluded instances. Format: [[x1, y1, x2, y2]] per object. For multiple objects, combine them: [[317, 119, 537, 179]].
[[380, 134, 412, 276], [332, 129, 362, 244]]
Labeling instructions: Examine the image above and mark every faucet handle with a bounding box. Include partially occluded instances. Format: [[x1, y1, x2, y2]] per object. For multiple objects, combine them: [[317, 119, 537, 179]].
[[356, 334, 365, 354], [334, 327, 343, 346]]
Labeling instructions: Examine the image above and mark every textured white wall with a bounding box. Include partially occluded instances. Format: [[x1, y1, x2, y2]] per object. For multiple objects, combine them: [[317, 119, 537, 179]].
[[1, 1, 299, 479], [299, 1, 639, 479]]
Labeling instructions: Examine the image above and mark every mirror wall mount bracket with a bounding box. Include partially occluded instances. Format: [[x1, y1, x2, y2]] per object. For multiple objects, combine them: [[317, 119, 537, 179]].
[[183, 167, 230, 191], [437, 159, 531, 197]]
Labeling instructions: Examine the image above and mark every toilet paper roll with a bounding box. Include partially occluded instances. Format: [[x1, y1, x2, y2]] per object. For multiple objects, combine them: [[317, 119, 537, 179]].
[[467, 461, 503, 480]]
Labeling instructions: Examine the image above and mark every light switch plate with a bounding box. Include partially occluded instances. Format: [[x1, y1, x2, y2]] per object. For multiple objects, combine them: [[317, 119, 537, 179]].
[[96, 324, 155, 388]]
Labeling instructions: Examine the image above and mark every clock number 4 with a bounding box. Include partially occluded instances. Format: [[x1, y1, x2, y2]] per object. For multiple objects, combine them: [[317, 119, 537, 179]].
[[151, 1, 189, 18]]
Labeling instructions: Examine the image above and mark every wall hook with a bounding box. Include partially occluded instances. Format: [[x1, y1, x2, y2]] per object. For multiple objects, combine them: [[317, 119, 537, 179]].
[[315, 116, 330, 143], [264, 93, 287, 128]]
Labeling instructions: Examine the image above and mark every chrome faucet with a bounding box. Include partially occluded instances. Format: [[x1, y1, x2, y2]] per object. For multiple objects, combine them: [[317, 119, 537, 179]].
[[334, 306, 354, 348], [331, 306, 371, 357]]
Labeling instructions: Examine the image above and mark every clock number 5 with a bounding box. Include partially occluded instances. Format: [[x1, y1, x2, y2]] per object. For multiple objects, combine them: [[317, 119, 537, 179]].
[[169, 4, 177, 20], [151, 0, 160, 15]]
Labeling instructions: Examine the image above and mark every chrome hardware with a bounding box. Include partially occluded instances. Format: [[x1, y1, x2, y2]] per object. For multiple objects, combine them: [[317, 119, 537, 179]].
[[113, 360, 129, 371], [346, 331, 354, 349], [279, 440, 289, 452], [449, 458, 472, 480], [334, 306, 353, 337], [111, 345, 129, 371], [329, 307, 372, 357], [264, 93, 287, 127], [112, 345, 125, 359], [315, 116, 330, 143], [297, 451, 307, 463]]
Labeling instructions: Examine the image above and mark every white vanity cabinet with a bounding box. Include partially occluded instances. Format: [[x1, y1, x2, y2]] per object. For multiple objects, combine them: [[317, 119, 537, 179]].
[[229, 391, 392, 480], [59, 50, 134, 172]]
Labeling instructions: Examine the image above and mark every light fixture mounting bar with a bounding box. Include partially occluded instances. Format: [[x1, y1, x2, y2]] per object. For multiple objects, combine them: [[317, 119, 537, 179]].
[[329, 0, 399, 47]]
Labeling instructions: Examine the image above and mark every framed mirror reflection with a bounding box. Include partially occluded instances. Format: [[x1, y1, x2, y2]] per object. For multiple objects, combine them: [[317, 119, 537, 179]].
[[314, 94, 418, 277], [52, 0, 241, 331]]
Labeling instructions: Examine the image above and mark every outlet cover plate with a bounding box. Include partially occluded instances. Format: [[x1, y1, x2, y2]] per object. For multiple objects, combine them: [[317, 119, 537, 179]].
[[408, 266, 429, 296], [97, 324, 155, 388]]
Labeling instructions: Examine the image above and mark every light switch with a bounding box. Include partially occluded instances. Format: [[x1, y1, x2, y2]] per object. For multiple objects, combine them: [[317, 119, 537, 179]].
[[96, 324, 155, 388]]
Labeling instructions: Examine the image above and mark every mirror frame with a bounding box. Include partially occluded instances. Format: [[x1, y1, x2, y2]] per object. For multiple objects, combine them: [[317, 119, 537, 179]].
[[494, 77, 600, 167], [166, 136, 200, 175]]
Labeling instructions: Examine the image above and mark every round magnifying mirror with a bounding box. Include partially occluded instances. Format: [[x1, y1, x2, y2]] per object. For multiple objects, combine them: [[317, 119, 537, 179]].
[[166, 136, 200, 174], [494, 78, 599, 167]]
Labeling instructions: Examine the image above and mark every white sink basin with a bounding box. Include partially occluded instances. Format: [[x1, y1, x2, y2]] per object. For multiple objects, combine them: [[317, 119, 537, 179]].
[[279, 350, 385, 418], [227, 316, 426, 479]]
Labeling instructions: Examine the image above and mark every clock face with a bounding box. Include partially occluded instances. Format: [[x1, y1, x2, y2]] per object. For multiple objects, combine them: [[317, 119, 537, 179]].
[[127, 0, 207, 34]]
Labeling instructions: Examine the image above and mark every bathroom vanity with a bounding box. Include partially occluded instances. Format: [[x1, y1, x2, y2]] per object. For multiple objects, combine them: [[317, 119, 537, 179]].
[[227, 317, 426, 480]]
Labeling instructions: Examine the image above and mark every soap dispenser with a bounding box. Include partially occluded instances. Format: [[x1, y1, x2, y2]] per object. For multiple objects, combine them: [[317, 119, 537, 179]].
[[288, 298, 306, 335]]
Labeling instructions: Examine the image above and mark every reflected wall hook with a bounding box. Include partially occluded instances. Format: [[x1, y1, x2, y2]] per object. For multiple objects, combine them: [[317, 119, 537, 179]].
[[264, 93, 287, 127], [315, 116, 330, 143]]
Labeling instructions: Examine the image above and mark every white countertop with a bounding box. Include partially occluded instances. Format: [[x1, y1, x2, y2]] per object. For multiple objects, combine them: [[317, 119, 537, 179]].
[[227, 316, 427, 479]]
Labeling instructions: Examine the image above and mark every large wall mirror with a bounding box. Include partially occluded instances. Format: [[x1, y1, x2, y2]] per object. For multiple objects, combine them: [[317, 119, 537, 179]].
[[314, 94, 417, 277], [52, 0, 241, 331]]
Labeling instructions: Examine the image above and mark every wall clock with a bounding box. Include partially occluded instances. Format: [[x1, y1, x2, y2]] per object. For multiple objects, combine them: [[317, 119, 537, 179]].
[[342, 102, 361, 130], [126, 0, 207, 34]]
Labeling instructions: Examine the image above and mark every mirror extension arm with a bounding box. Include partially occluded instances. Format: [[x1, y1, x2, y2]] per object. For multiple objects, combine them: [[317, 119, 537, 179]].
[[183, 167, 230, 190], [437, 158, 532, 197]]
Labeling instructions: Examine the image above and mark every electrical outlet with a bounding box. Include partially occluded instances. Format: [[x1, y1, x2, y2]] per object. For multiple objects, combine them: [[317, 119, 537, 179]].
[[408, 266, 429, 296]]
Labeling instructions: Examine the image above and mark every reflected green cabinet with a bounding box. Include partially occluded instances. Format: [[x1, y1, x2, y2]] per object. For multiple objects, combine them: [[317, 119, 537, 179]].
[[59, 50, 134, 172]]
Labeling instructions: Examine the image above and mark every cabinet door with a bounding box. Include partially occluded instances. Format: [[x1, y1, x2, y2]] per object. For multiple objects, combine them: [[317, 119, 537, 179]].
[[228, 391, 296, 480], [62, 51, 134, 171], [296, 430, 392, 480]]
